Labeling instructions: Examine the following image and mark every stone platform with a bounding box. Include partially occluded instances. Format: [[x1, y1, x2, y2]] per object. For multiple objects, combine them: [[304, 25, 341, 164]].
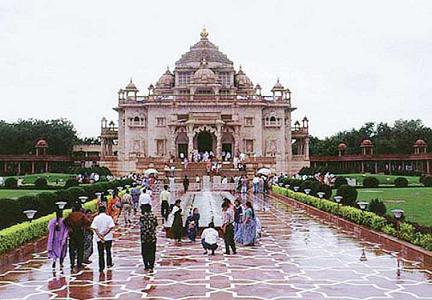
[[0, 193, 431, 299]]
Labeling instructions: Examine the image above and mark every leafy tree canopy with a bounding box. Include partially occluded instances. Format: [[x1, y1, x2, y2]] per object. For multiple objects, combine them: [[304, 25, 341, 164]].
[[0, 119, 78, 155], [310, 119, 432, 156]]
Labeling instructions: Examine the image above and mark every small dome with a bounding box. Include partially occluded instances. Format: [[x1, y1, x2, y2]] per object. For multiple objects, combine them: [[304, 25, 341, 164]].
[[271, 78, 285, 92], [361, 139, 373, 146], [415, 139, 427, 146], [35, 139, 48, 148], [125, 79, 138, 91], [156, 67, 174, 89], [338, 143, 347, 151], [193, 58, 216, 84], [235, 66, 253, 89]]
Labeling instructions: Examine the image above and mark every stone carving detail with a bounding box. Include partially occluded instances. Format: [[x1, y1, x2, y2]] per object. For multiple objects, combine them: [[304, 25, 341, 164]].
[[265, 137, 279, 156]]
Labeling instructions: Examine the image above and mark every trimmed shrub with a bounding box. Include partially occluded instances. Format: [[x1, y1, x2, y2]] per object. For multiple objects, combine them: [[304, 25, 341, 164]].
[[300, 180, 320, 196], [317, 183, 332, 199], [0, 199, 98, 255], [4, 178, 18, 188], [363, 176, 379, 188], [66, 187, 86, 206], [394, 177, 408, 187], [36, 192, 58, 216], [336, 184, 358, 207], [368, 198, 387, 216], [65, 178, 79, 188], [334, 176, 348, 189], [0, 199, 23, 229], [34, 177, 48, 188], [421, 176, 432, 187]]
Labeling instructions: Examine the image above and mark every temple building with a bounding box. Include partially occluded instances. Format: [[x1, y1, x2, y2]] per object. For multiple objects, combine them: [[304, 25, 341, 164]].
[[100, 29, 310, 175]]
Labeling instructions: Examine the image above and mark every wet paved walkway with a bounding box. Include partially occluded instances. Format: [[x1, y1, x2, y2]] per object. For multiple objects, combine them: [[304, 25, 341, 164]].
[[0, 192, 432, 299]]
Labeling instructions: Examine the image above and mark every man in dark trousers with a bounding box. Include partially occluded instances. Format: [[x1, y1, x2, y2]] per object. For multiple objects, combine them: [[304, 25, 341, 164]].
[[64, 203, 91, 269], [221, 202, 236, 255], [91, 206, 116, 272], [183, 175, 189, 193]]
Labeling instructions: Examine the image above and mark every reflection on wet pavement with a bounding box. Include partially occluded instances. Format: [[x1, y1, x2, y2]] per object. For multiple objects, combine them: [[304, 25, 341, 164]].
[[0, 192, 431, 299]]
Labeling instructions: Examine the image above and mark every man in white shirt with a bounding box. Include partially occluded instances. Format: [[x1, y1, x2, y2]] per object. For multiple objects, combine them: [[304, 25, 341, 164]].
[[91, 206, 115, 272], [139, 188, 152, 208], [201, 222, 219, 255], [159, 185, 170, 222]]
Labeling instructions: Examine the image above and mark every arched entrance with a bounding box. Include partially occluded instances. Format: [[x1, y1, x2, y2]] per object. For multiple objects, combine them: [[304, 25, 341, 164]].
[[175, 132, 188, 158], [196, 131, 214, 153]]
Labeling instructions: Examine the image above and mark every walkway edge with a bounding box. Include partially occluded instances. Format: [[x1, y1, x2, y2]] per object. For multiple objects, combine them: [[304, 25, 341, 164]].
[[269, 192, 432, 268]]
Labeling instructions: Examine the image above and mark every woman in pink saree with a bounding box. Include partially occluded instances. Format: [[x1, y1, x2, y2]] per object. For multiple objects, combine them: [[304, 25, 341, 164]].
[[47, 209, 69, 269]]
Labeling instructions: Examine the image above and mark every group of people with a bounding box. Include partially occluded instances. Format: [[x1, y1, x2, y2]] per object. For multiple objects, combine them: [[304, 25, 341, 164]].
[[46, 168, 264, 275]]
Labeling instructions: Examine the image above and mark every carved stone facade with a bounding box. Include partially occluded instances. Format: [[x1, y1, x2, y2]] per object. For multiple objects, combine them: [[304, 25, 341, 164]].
[[100, 29, 310, 175]]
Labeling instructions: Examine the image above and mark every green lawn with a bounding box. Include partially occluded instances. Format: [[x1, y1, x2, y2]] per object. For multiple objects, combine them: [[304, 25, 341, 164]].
[[355, 187, 432, 226], [4, 173, 75, 185], [0, 189, 52, 199], [338, 173, 421, 186]]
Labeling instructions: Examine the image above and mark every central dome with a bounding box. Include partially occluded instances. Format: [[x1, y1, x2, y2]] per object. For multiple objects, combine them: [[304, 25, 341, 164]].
[[175, 29, 233, 68], [193, 58, 216, 84]]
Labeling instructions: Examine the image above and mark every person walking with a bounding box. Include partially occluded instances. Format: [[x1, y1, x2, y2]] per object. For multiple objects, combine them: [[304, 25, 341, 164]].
[[139, 204, 158, 273], [236, 201, 257, 246], [139, 187, 152, 209], [121, 190, 133, 225], [252, 175, 260, 194], [222, 203, 236, 255], [183, 175, 189, 193], [131, 183, 140, 214], [159, 185, 170, 223], [47, 209, 69, 269], [83, 209, 95, 264], [195, 174, 201, 191], [64, 204, 90, 270], [91, 206, 116, 273], [233, 199, 243, 239], [185, 208, 200, 242], [170, 199, 183, 243], [201, 222, 219, 255]]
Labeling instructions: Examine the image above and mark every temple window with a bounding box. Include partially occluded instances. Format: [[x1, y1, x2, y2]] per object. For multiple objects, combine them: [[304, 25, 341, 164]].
[[196, 89, 212, 95], [221, 114, 232, 122], [264, 114, 281, 127], [218, 72, 231, 86], [245, 139, 254, 153], [244, 117, 254, 126], [128, 116, 146, 127], [156, 117, 166, 127], [220, 89, 230, 95], [178, 72, 192, 85], [156, 139, 166, 156]]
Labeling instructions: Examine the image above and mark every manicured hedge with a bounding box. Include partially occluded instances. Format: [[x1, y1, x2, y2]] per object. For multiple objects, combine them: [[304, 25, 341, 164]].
[[272, 186, 432, 251], [0, 200, 97, 255], [0, 178, 134, 230], [363, 176, 379, 188], [394, 177, 409, 187]]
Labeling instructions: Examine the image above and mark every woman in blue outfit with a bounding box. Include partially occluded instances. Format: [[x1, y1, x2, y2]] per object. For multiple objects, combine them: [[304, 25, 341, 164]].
[[233, 199, 243, 239], [236, 201, 256, 246]]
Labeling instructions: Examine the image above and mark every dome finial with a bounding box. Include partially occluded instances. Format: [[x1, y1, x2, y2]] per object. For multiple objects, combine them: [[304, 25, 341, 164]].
[[200, 26, 208, 39], [200, 57, 208, 67]]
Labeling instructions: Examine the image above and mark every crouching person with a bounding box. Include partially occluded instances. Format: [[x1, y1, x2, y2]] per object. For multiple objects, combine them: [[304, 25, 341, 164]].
[[201, 222, 219, 255]]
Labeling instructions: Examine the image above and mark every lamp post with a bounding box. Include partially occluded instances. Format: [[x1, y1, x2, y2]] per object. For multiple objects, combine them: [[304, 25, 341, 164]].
[[392, 209, 404, 237], [317, 192, 325, 199], [95, 192, 102, 201], [293, 186, 300, 192], [284, 184, 290, 189], [360, 247, 367, 262], [125, 185, 131, 190], [107, 189, 114, 196], [79, 196, 88, 204], [304, 188, 311, 195], [55, 201, 67, 210], [117, 186, 123, 192], [23, 210, 37, 222]]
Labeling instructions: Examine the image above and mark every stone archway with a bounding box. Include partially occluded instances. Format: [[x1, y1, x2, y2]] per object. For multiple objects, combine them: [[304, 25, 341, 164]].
[[175, 132, 188, 158]]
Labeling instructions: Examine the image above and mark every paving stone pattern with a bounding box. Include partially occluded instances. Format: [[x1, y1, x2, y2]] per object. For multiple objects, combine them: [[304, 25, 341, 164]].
[[0, 192, 431, 299]]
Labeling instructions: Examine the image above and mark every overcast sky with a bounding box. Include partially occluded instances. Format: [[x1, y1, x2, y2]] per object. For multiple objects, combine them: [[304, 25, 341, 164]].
[[0, 0, 431, 138]]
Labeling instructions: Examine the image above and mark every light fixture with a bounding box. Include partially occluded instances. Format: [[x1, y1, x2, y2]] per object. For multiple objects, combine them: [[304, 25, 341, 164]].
[[317, 192, 325, 199], [23, 210, 37, 221], [334, 196, 343, 203], [392, 209, 404, 220], [293, 186, 300, 192], [107, 189, 114, 195], [357, 202, 368, 211], [304, 188, 311, 195], [55, 201, 67, 210], [79, 196, 88, 204]]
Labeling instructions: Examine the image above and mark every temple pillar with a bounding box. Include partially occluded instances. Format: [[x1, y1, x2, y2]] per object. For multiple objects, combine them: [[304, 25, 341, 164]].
[[361, 161, 365, 173], [101, 138, 106, 157], [3, 162, 7, 174], [45, 161, 49, 172], [304, 137, 310, 159], [427, 160, 430, 175], [187, 125, 195, 161], [31, 162, 35, 174], [233, 126, 240, 157], [169, 127, 176, 158], [17, 162, 21, 175], [216, 124, 222, 159], [374, 162, 378, 174]]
